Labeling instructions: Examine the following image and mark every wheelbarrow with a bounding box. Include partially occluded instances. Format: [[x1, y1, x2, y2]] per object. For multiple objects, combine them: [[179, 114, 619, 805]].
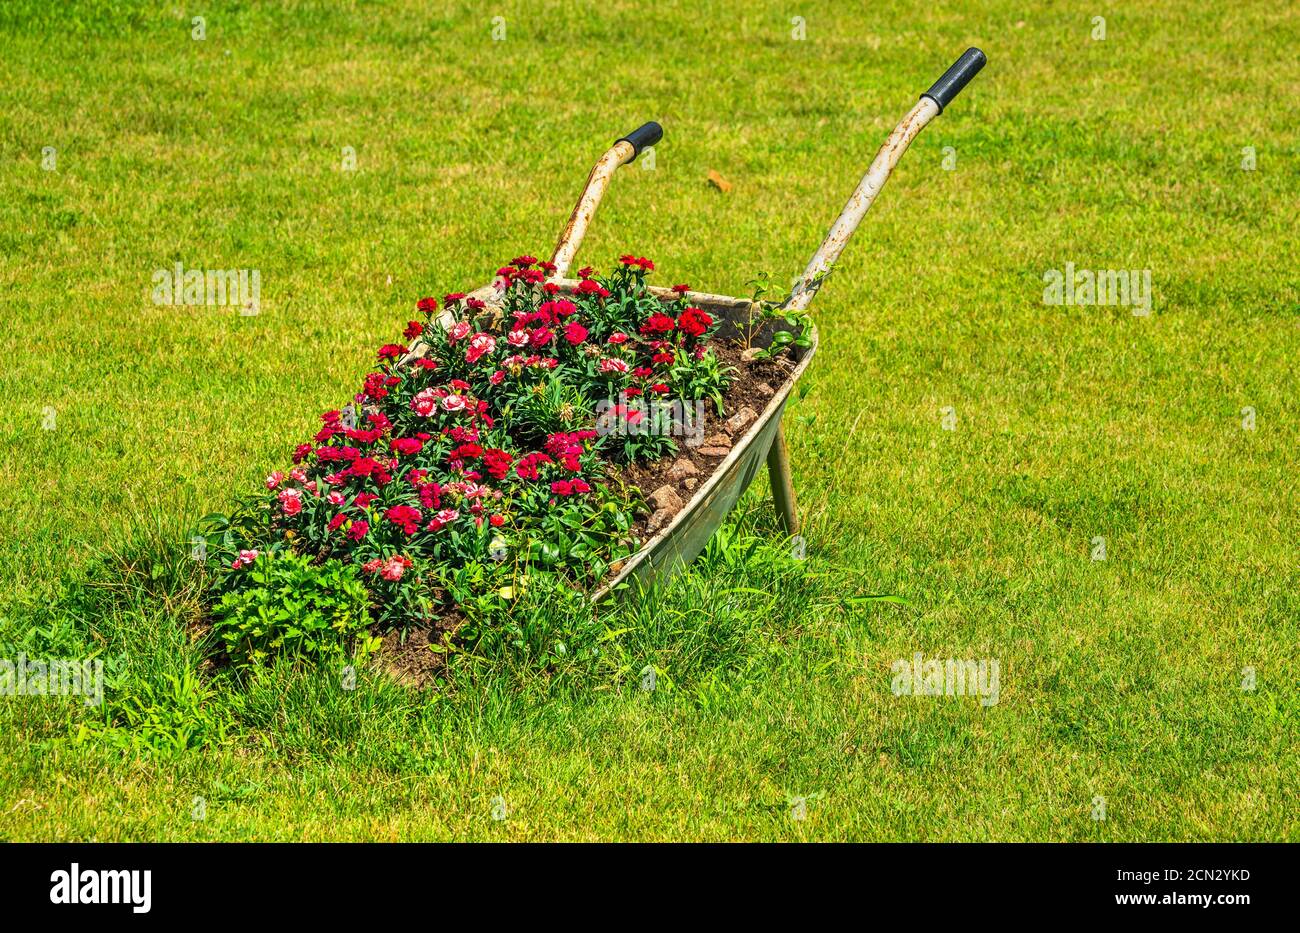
[[441, 48, 988, 599]]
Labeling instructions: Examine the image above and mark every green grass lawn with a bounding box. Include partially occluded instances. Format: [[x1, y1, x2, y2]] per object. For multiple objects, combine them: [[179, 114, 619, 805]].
[[1, 0, 1296, 840]]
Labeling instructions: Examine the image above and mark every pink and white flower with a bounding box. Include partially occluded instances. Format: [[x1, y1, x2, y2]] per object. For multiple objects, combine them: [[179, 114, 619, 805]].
[[411, 388, 439, 417], [447, 321, 471, 342], [599, 357, 630, 375], [277, 488, 303, 516], [466, 332, 497, 364], [379, 555, 412, 581]]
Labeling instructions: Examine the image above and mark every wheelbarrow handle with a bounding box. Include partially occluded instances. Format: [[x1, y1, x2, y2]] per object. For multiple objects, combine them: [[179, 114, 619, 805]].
[[921, 47, 987, 113], [617, 121, 663, 160], [785, 48, 986, 311], [549, 121, 663, 278]]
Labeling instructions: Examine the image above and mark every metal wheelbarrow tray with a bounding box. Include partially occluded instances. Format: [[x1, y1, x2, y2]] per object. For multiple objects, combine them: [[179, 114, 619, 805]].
[[424, 49, 987, 600]]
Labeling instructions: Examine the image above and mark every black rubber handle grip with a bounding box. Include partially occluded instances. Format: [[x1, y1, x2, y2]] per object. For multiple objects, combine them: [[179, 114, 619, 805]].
[[920, 48, 986, 113], [616, 121, 663, 159]]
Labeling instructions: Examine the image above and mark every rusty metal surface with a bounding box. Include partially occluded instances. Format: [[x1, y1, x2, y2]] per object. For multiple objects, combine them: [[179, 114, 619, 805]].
[[591, 304, 818, 601]]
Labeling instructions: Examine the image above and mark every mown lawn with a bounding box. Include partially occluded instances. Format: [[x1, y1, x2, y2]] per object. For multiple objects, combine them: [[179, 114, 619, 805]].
[[0, 0, 1296, 840]]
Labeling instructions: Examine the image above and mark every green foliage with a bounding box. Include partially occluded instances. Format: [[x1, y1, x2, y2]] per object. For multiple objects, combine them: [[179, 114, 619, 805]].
[[79, 670, 238, 757], [669, 347, 736, 416], [505, 373, 593, 442], [437, 558, 514, 630], [211, 552, 377, 668], [524, 489, 638, 584], [454, 569, 600, 667], [742, 272, 814, 362]]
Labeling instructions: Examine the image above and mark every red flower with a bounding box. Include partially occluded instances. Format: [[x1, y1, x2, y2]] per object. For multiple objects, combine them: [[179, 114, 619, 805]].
[[563, 322, 588, 345], [404, 320, 424, 340], [576, 266, 595, 280], [417, 482, 441, 510], [377, 344, 406, 361], [529, 327, 553, 348], [514, 452, 554, 481], [354, 492, 380, 508], [362, 372, 390, 400], [483, 448, 513, 480], [417, 297, 439, 315], [550, 480, 573, 496], [385, 505, 422, 535], [449, 442, 483, 462], [347, 520, 369, 542], [511, 255, 537, 268], [328, 513, 347, 532], [640, 311, 675, 335], [443, 292, 467, 305], [488, 514, 505, 527], [466, 332, 497, 363], [576, 279, 610, 298], [678, 307, 713, 338], [671, 284, 690, 294], [391, 437, 423, 456], [414, 480, 441, 509]]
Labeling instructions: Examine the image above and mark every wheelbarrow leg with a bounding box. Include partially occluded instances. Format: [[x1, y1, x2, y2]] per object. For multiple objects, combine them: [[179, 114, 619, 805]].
[[767, 424, 800, 536]]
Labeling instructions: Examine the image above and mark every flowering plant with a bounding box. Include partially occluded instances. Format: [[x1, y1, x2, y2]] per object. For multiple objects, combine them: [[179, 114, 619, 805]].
[[207, 254, 737, 654]]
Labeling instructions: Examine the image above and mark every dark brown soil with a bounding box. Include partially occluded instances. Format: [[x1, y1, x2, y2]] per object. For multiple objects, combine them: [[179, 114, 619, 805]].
[[714, 339, 797, 407], [618, 340, 795, 539], [377, 610, 463, 688]]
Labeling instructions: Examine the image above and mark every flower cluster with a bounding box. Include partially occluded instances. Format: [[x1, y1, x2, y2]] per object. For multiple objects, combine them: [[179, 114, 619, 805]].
[[218, 253, 733, 633]]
